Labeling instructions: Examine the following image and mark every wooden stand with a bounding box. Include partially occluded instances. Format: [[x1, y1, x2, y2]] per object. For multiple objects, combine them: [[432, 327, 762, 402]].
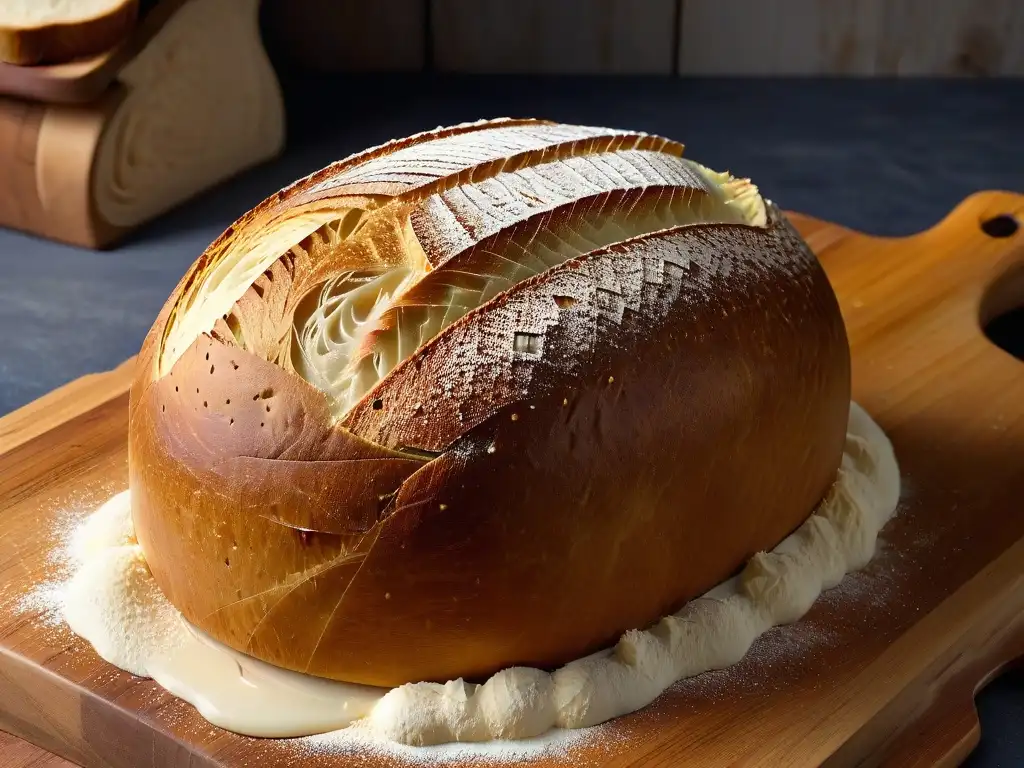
[[0, 193, 1021, 765], [0, 0, 284, 249]]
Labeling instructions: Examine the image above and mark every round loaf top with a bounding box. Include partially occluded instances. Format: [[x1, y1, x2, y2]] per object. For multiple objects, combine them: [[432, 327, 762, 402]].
[[129, 118, 851, 686]]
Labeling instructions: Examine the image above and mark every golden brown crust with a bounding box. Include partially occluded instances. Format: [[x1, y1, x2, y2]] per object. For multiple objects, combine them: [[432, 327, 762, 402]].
[[344, 206, 834, 452], [129, 120, 851, 686], [317, 211, 851, 684], [130, 335, 424, 646], [0, 0, 138, 65]]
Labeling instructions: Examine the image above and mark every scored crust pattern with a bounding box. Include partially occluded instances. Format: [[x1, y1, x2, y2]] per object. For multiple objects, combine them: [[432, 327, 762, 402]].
[[128, 118, 851, 685], [157, 120, 764, 419]]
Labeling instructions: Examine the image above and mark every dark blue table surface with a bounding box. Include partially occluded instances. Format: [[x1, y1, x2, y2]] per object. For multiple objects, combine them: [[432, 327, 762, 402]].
[[0, 76, 1021, 764]]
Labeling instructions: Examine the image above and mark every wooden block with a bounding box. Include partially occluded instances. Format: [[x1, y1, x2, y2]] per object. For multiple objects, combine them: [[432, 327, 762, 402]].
[[1, 193, 1023, 765], [432, 0, 677, 73], [677, 0, 1024, 76], [0, 0, 285, 249], [262, 0, 426, 72], [0, 92, 120, 248]]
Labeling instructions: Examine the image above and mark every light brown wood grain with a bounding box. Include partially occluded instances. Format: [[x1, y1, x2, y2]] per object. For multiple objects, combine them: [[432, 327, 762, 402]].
[[0, 358, 135, 457], [262, 0, 425, 72], [431, 0, 677, 73], [0, 193, 1021, 765], [0, 730, 76, 767], [0, 89, 127, 249], [677, 0, 1024, 75]]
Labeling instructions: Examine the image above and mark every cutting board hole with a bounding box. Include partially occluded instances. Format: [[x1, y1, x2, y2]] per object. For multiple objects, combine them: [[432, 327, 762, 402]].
[[985, 307, 1024, 362], [981, 214, 1019, 239], [981, 259, 1024, 361], [969, 667, 1024, 765]]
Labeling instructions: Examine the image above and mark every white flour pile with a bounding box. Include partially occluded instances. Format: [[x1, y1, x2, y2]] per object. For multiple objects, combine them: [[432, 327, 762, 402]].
[[63, 494, 183, 677], [300, 720, 603, 764], [56, 401, 898, 750]]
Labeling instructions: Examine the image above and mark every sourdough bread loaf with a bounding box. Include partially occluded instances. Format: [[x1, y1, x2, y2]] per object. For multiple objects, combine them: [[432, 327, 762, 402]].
[[0, 0, 138, 65], [128, 119, 851, 687]]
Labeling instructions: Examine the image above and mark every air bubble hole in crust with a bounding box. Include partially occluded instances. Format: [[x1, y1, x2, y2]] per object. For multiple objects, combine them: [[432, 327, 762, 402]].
[[336, 209, 367, 239], [513, 332, 543, 356]]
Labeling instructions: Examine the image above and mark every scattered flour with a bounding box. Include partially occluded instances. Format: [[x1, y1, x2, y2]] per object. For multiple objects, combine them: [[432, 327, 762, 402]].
[[16, 582, 68, 627], [48, 401, 898, 754], [46, 491, 178, 677], [14, 489, 115, 627], [300, 719, 603, 764]]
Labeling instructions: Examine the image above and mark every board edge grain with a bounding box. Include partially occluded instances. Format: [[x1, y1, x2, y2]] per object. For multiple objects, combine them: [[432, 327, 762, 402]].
[[0, 357, 135, 457]]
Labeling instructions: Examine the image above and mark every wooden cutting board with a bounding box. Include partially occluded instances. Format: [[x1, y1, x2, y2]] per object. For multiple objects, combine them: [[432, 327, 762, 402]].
[[0, 191, 1022, 768]]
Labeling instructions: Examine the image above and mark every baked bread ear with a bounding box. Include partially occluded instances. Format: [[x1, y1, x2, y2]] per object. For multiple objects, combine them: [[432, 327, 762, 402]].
[[0, 0, 138, 66], [129, 119, 851, 687]]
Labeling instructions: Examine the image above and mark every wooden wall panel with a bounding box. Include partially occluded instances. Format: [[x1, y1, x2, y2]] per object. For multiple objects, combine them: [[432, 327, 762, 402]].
[[677, 0, 1024, 76], [259, 0, 1024, 76], [431, 0, 677, 73], [263, 0, 426, 72]]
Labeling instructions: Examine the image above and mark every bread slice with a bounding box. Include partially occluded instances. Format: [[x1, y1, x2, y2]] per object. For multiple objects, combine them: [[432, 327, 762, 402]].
[[0, 0, 139, 65]]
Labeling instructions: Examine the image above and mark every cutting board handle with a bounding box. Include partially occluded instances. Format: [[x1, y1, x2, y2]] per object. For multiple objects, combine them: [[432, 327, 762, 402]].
[[793, 191, 1024, 379], [965, 193, 1024, 327], [794, 191, 1024, 768], [917, 191, 1024, 328], [860, 571, 1024, 768]]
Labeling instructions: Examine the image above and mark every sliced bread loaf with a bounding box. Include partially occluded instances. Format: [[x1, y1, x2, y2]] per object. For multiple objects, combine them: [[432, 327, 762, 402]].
[[0, 0, 139, 66]]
